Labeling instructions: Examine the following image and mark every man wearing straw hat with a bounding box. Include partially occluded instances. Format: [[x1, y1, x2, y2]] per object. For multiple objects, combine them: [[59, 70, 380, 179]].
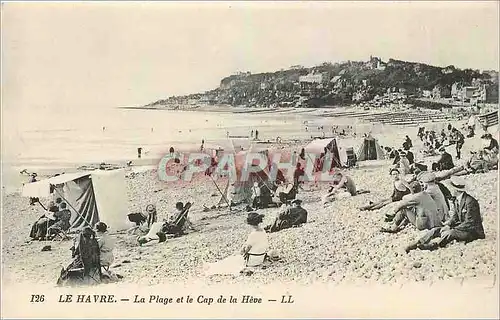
[[405, 176, 485, 253], [418, 172, 449, 222]]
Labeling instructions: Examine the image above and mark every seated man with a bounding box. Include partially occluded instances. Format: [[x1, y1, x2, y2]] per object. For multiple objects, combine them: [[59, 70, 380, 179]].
[[47, 203, 72, 239], [418, 172, 449, 222], [432, 147, 454, 171], [321, 172, 356, 205], [380, 181, 442, 234], [265, 199, 307, 233], [405, 176, 485, 252]]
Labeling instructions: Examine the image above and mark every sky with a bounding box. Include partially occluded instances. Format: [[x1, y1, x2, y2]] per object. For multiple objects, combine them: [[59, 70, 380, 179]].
[[2, 1, 499, 110]]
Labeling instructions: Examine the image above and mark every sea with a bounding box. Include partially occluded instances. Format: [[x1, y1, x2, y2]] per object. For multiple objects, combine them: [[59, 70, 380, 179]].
[[1, 105, 401, 193]]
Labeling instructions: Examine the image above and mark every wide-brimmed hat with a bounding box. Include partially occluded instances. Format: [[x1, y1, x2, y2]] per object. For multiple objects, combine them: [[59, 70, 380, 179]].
[[146, 204, 156, 213], [291, 198, 303, 205], [246, 211, 264, 225], [419, 172, 436, 183], [449, 176, 466, 190], [438, 146, 446, 152]]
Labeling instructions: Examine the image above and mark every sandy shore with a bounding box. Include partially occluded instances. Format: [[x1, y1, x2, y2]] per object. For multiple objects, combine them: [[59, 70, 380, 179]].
[[1, 128, 497, 287]]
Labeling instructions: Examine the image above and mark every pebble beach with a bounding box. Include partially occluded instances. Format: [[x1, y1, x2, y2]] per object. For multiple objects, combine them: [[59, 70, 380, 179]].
[[1, 123, 497, 287]]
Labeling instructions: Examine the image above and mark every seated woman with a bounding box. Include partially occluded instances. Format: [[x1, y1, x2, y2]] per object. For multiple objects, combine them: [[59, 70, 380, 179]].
[[137, 202, 192, 245], [57, 227, 101, 286], [95, 222, 114, 269], [30, 201, 59, 241], [204, 212, 269, 275], [127, 204, 157, 235], [359, 168, 412, 211], [47, 203, 72, 239], [274, 181, 297, 205]]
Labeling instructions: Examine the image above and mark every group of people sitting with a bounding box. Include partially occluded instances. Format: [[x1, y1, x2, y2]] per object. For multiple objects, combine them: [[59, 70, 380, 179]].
[[132, 201, 193, 245], [30, 198, 71, 241], [358, 128, 497, 253], [418, 124, 465, 159]]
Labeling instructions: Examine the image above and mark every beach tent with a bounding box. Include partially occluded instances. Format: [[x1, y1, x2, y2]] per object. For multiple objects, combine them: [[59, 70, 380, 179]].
[[336, 138, 362, 166], [304, 138, 342, 167], [22, 169, 129, 232], [231, 150, 286, 203], [356, 135, 385, 161]]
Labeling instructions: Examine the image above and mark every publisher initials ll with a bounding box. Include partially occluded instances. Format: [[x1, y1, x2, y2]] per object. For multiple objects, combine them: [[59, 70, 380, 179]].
[[281, 295, 294, 304]]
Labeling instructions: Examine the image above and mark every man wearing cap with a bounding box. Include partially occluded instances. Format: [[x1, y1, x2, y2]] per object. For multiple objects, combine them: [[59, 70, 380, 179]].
[[406, 176, 485, 252], [432, 147, 454, 171], [265, 199, 308, 233], [381, 181, 442, 234], [419, 172, 449, 222]]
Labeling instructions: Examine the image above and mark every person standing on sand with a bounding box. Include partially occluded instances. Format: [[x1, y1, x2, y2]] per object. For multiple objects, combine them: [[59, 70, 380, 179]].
[[450, 127, 465, 159], [251, 130, 254, 138], [28, 173, 39, 205], [255, 130, 259, 140]]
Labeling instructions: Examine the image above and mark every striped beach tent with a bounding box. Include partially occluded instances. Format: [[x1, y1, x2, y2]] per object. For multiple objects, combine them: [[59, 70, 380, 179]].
[[22, 170, 129, 232]]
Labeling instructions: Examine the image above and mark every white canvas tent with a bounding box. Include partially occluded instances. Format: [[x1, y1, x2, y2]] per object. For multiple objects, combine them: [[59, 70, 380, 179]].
[[22, 169, 129, 232]]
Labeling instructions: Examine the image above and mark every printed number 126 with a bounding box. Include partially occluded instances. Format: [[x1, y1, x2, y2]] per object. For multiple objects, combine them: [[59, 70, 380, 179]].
[[30, 294, 45, 302]]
